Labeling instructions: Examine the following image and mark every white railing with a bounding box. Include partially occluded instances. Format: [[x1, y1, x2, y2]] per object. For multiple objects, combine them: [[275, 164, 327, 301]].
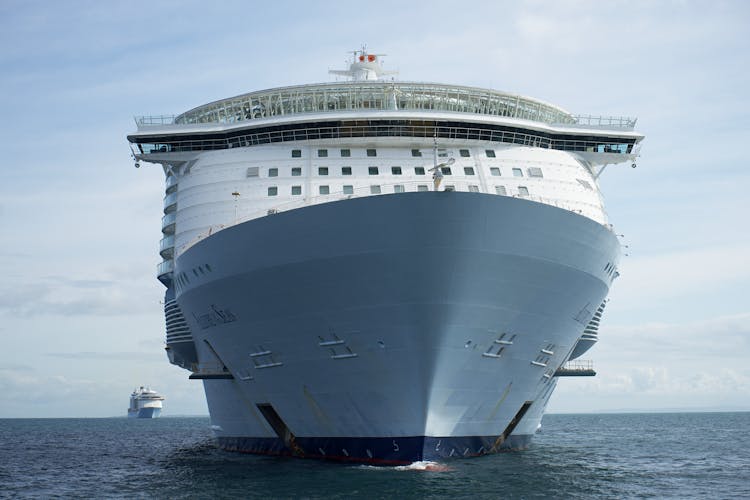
[[569, 115, 637, 130], [135, 115, 176, 127]]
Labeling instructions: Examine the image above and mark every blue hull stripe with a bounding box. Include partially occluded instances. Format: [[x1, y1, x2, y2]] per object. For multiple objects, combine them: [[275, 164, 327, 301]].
[[217, 434, 532, 464]]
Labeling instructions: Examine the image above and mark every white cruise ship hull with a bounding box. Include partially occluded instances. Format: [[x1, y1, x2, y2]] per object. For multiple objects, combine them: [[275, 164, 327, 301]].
[[173, 192, 619, 463], [127, 407, 162, 419]]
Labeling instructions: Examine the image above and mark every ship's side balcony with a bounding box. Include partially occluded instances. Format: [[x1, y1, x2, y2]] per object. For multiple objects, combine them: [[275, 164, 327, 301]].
[[161, 212, 176, 234], [554, 360, 596, 377], [164, 191, 178, 213], [159, 235, 175, 259], [157, 259, 174, 285]]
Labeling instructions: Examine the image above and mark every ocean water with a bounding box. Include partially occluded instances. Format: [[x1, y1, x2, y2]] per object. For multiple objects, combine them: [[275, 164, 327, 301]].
[[1, 413, 748, 499]]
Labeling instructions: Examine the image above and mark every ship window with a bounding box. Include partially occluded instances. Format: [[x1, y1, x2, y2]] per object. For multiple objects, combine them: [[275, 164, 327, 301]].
[[367, 148, 377, 157], [291, 185, 302, 195], [318, 167, 328, 176], [513, 168, 523, 177], [528, 167, 543, 178], [437, 148, 448, 158], [318, 149, 328, 157], [291, 167, 302, 177], [577, 178, 593, 190], [441, 167, 452, 175], [198, 266, 205, 275], [490, 167, 501, 176], [343, 185, 354, 195], [268, 168, 278, 177], [414, 167, 425, 175], [291, 149, 301, 158], [319, 185, 330, 195], [417, 185, 429, 192], [495, 185, 507, 195], [486, 149, 496, 158], [518, 186, 529, 196], [445, 185, 455, 191], [391, 166, 402, 175], [193, 269, 199, 277], [411, 149, 422, 157], [205, 263, 212, 272], [469, 185, 480, 192], [368, 167, 379, 175], [464, 167, 475, 175], [342, 166, 352, 175], [340, 148, 351, 157], [394, 185, 405, 193], [246, 167, 259, 177], [370, 185, 381, 194], [267, 186, 278, 196], [459, 149, 470, 157]]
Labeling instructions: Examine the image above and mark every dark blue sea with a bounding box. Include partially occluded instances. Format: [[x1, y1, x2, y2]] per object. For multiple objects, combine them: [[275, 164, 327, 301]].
[[1, 413, 748, 499]]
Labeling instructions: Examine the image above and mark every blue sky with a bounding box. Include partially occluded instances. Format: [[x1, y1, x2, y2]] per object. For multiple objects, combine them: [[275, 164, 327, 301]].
[[1, 0, 748, 417]]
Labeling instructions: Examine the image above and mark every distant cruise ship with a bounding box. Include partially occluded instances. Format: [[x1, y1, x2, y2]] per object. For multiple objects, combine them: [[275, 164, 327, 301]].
[[127, 387, 165, 418], [127, 49, 643, 463]]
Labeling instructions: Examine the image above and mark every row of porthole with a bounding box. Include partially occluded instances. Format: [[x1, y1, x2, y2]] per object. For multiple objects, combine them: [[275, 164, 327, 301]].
[[603, 262, 617, 277], [291, 148, 479, 159], [264, 184, 531, 197], [258, 165, 542, 178], [175, 263, 213, 289]]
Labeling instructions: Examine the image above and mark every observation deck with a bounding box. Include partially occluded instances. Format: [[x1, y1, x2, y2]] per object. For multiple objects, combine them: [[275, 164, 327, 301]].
[[133, 81, 636, 131]]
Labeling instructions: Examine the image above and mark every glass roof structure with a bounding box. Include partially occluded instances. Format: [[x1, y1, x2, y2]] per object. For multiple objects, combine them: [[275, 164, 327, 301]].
[[171, 81, 579, 126]]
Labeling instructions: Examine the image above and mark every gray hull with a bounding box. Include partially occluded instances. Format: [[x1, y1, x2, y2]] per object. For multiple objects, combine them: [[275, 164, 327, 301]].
[[172, 192, 619, 463]]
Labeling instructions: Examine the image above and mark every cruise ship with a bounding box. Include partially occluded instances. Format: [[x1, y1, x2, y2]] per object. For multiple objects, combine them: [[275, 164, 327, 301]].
[[127, 386, 165, 418], [127, 49, 643, 463]]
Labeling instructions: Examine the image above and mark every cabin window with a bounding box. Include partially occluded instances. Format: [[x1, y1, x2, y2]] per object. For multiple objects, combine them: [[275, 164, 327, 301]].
[[495, 185, 507, 195], [267, 186, 278, 196], [370, 185, 381, 194], [518, 186, 529, 196], [369, 167, 379, 175], [512, 168, 523, 177], [490, 167, 501, 176], [417, 185, 429, 192], [414, 167, 425, 175], [268, 168, 278, 177], [319, 185, 330, 195], [343, 185, 354, 195], [317, 149, 328, 157], [291, 185, 302, 195], [469, 185, 480, 192], [291, 149, 301, 158], [528, 167, 543, 178], [291, 167, 302, 176], [411, 149, 422, 157], [464, 167, 475, 175], [318, 167, 329, 176], [367, 149, 377, 157], [342, 166, 352, 175], [441, 167, 452, 175], [459, 149, 470, 157], [391, 166, 402, 175], [577, 178, 593, 190], [394, 185, 405, 193], [246, 167, 259, 177], [485, 150, 496, 158], [340, 148, 351, 157]]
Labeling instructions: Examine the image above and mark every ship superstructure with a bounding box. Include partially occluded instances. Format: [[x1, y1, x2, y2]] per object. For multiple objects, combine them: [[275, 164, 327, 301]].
[[127, 49, 643, 463], [127, 386, 165, 418]]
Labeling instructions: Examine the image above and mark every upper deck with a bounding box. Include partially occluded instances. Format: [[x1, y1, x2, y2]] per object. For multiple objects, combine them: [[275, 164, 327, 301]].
[[134, 80, 636, 132]]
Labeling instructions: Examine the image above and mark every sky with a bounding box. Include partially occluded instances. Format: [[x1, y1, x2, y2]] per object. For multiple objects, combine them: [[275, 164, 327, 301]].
[[0, 0, 748, 417]]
